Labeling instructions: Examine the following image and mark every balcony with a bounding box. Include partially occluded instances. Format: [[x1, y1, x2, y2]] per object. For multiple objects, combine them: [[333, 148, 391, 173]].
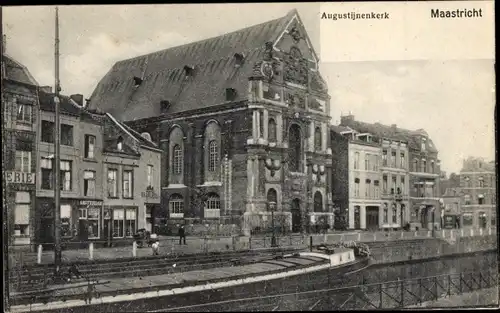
[[409, 171, 439, 178]]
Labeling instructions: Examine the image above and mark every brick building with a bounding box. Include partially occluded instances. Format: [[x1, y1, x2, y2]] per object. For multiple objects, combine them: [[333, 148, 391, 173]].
[[2, 39, 40, 246], [35, 91, 161, 246], [86, 10, 333, 235], [339, 115, 437, 231], [458, 157, 496, 229]]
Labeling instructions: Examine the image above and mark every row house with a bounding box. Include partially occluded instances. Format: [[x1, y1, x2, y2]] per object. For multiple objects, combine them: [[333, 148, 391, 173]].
[[331, 126, 382, 230], [458, 157, 496, 229], [2, 40, 40, 246], [86, 10, 334, 235], [35, 91, 161, 246], [337, 115, 437, 231]]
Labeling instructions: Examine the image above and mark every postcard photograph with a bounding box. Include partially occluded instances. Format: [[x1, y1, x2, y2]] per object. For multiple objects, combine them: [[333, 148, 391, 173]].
[[1, 1, 497, 312]]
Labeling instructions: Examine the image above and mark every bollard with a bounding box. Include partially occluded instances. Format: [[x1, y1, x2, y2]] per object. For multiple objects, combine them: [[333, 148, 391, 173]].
[[37, 245, 43, 264], [89, 242, 94, 260], [132, 241, 137, 257]]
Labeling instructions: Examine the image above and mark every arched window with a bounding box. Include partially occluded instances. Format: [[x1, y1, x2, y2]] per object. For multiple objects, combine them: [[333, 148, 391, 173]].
[[288, 124, 302, 172], [267, 188, 278, 211], [314, 127, 322, 151], [169, 194, 184, 216], [392, 204, 397, 223], [169, 126, 185, 184], [313, 191, 323, 212], [204, 121, 221, 182], [421, 160, 426, 173], [479, 177, 484, 188], [383, 203, 388, 223], [173, 145, 183, 175], [268, 118, 277, 142], [205, 193, 221, 218], [208, 140, 218, 172]]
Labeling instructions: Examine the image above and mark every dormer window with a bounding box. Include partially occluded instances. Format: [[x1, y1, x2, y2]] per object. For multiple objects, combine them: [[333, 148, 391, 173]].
[[133, 76, 143, 87], [160, 100, 171, 113], [184, 65, 194, 78], [421, 137, 426, 151], [234, 53, 245, 67], [225, 88, 237, 101], [117, 136, 123, 151]]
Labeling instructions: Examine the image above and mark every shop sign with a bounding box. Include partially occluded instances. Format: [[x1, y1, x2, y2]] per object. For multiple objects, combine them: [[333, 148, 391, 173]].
[[6, 171, 35, 184], [79, 200, 103, 207]]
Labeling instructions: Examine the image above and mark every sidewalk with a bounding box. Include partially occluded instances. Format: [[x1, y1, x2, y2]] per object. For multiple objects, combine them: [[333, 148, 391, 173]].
[[9, 228, 496, 267]]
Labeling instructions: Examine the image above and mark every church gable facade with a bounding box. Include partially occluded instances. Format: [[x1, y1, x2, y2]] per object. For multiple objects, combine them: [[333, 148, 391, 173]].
[[101, 10, 333, 235]]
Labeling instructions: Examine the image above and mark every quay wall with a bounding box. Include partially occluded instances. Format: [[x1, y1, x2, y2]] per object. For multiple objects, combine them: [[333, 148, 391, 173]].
[[366, 235, 497, 265]]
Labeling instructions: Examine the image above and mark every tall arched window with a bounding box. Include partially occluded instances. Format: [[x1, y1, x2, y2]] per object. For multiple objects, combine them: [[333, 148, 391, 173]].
[[204, 121, 221, 182], [313, 191, 323, 212], [208, 140, 218, 172], [169, 194, 184, 216], [421, 160, 426, 173], [169, 126, 185, 184], [205, 193, 221, 218], [267, 188, 278, 211], [314, 127, 322, 151], [288, 124, 302, 172], [173, 145, 183, 175], [268, 118, 277, 142]]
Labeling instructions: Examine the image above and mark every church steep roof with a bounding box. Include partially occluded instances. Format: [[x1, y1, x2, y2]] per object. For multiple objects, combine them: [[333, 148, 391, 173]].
[[88, 9, 302, 121]]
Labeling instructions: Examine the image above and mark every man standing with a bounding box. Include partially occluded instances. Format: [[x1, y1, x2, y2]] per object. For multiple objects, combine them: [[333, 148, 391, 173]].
[[178, 225, 187, 245]]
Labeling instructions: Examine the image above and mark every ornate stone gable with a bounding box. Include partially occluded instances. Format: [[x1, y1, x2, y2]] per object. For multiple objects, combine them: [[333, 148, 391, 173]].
[[283, 46, 309, 86]]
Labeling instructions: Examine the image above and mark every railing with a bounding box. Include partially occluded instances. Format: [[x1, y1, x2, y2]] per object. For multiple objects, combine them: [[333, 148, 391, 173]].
[[157, 270, 498, 311], [7, 227, 495, 267]]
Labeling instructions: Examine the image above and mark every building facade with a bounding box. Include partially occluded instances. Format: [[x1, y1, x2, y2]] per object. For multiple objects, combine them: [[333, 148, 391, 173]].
[[86, 10, 334, 235], [339, 115, 437, 231], [458, 157, 496, 229], [35, 92, 161, 246], [2, 43, 40, 246], [331, 126, 383, 230]]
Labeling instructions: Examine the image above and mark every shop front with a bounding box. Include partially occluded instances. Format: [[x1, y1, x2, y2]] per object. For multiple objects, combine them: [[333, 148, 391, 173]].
[[104, 205, 139, 246], [6, 171, 36, 248], [36, 197, 80, 248], [77, 200, 104, 243]]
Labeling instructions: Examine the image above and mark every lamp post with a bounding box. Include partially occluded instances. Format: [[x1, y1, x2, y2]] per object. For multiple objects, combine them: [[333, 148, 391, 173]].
[[431, 206, 436, 237], [269, 201, 277, 247]]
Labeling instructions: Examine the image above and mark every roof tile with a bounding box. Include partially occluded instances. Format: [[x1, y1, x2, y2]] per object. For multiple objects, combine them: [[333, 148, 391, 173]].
[[88, 10, 299, 121]]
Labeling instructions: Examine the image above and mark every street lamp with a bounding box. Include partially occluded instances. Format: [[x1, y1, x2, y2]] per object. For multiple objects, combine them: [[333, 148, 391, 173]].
[[430, 206, 436, 237], [268, 201, 278, 247]]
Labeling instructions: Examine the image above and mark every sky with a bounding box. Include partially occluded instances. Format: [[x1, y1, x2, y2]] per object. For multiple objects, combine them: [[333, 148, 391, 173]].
[[2, 3, 495, 174]]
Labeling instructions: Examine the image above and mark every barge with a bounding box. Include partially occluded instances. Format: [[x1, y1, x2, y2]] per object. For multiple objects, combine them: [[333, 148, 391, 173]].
[[9, 244, 372, 312]]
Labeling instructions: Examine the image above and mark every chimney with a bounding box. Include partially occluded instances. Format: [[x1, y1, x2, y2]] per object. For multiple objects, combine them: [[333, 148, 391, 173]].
[[391, 124, 397, 129], [39, 86, 53, 93], [70, 94, 84, 106], [2, 35, 6, 55]]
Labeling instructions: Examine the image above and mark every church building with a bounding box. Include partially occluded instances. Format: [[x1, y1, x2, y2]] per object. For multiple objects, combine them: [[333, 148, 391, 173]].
[[87, 10, 333, 235]]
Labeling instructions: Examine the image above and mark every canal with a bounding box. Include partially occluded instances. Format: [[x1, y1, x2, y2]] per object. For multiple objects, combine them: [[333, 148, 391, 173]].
[[37, 250, 497, 312]]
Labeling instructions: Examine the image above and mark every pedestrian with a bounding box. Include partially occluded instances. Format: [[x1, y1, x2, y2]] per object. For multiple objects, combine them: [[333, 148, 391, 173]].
[[178, 225, 187, 245], [69, 264, 82, 280], [152, 240, 160, 255]]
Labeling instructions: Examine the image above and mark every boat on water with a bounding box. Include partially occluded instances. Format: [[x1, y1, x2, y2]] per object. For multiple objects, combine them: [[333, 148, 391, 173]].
[[9, 243, 372, 312]]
